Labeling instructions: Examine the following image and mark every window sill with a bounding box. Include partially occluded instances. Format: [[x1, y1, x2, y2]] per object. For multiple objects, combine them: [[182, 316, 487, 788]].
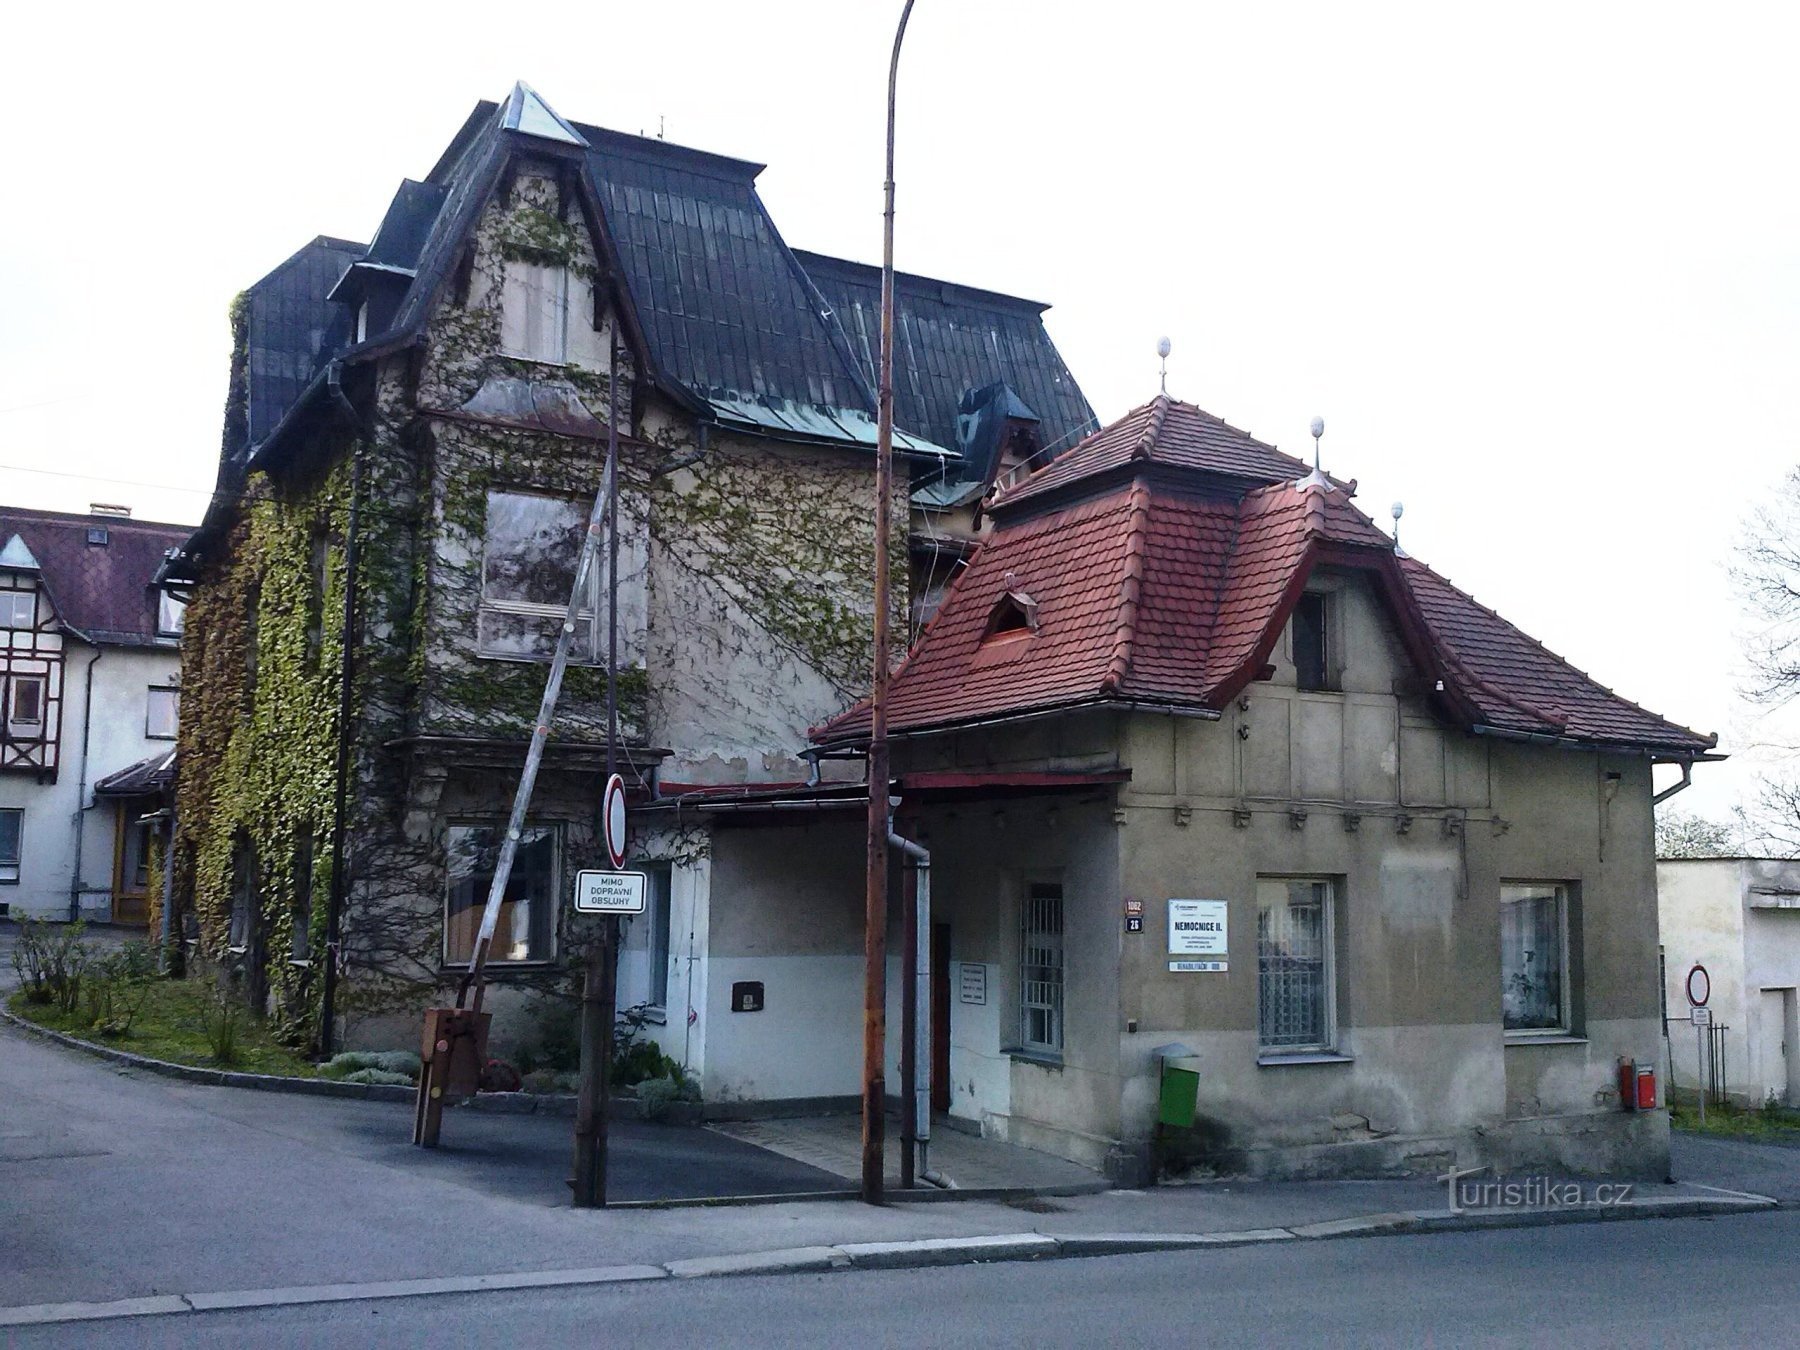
[[1257, 1050, 1354, 1067], [1008, 1049, 1064, 1071], [1504, 1032, 1587, 1047], [439, 960, 560, 975]]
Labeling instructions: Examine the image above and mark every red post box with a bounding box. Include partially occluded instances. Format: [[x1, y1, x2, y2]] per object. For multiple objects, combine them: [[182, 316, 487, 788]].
[[1634, 1065, 1657, 1111]]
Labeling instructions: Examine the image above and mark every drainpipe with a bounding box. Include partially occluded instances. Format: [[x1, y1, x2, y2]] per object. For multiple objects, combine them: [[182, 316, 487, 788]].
[[890, 821, 943, 1187], [67, 644, 103, 923], [158, 805, 177, 964], [319, 361, 363, 1057]]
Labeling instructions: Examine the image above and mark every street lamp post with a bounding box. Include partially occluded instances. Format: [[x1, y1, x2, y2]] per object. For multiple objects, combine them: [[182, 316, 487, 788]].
[[863, 0, 917, 1207]]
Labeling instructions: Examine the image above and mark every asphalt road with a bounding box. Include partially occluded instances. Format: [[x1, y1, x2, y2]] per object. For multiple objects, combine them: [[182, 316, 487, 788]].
[[13, 1209, 1797, 1349]]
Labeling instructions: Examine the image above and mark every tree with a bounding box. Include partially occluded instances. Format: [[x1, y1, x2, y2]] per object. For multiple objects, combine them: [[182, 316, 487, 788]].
[[1653, 809, 1735, 859], [1734, 467, 1800, 705]]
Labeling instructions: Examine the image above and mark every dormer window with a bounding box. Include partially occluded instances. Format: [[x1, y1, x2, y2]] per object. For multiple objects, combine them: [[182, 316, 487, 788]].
[[157, 592, 186, 638], [983, 590, 1038, 640], [1293, 591, 1332, 692]]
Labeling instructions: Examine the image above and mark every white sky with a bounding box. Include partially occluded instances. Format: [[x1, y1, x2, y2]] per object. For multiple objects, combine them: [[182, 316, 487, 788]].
[[3, 2, 1795, 823]]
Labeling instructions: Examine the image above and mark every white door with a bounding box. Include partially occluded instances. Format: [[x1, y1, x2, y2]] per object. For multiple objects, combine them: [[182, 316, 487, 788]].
[[1758, 989, 1799, 1107]]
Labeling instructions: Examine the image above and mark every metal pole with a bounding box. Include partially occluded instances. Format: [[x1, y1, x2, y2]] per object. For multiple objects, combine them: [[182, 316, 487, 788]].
[[863, 0, 916, 1213], [900, 852, 917, 1191], [574, 331, 625, 1207], [1697, 1021, 1706, 1126]]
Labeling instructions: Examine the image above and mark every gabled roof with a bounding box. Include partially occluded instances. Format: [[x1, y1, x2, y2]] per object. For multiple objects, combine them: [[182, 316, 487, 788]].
[[814, 396, 1715, 759], [95, 748, 177, 797], [994, 396, 1315, 509], [0, 508, 190, 646]]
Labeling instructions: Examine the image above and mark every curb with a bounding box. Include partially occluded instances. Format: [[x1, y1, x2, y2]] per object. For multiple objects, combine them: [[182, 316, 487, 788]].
[[0, 1008, 698, 1122], [1, 1192, 1778, 1329]]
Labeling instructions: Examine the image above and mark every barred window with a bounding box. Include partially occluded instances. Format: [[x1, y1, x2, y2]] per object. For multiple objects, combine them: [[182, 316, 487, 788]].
[[1019, 880, 1064, 1055], [1257, 878, 1335, 1052]]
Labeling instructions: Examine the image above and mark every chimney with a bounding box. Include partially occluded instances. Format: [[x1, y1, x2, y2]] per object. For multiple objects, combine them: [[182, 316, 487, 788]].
[[89, 503, 132, 519]]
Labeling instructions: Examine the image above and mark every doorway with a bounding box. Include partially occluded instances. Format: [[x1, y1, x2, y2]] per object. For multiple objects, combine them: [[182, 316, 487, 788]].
[[1759, 988, 1800, 1107], [931, 923, 951, 1113]]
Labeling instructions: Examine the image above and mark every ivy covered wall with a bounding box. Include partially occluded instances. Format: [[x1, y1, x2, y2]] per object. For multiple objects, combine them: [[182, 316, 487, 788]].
[[176, 151, 904, 1048]]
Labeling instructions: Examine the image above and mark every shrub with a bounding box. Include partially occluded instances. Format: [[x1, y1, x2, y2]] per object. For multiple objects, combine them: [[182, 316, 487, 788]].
[[480, 1058, 523, 1093], [82, 942, 158, 1037], [337, 1067, 415, 1087], [322, 1050, 421, 1081], [636, 1071, 701, 1121], [10, 917, 96, 1012]]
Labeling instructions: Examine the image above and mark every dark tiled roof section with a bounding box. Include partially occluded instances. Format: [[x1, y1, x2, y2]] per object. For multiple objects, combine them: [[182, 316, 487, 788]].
[[817, 488, 1144, 739], [1400, 558, 1714, 754], [0, 508, 190, 646], [580, 129, 870, 414], [243, 237, 365, 448], [997, 396, 1313, 509], [793, 251, 1098, 470], [365, 180, 449, 270], [95, 748, 177, 796]]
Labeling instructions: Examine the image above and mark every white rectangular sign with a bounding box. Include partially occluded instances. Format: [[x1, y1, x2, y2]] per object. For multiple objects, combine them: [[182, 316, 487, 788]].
[[1689, 1006, 1713, 1027], [573, 869, 647, 914], [958, 962, 988, 1006], [1168, 898, 1229, 962], [1169, 959, 1228, 973]]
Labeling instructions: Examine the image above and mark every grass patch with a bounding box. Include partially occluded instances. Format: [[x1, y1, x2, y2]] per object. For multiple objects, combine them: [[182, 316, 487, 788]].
[[1670, 1097, 1800, 1146], [7, 979, 321, 1079]]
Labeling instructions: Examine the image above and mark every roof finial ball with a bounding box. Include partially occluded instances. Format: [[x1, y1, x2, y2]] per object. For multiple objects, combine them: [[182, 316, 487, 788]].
[[1391, 500, 1406, 556], [1157, 336, 1172, 394], [1309, 415, 1325, 471]]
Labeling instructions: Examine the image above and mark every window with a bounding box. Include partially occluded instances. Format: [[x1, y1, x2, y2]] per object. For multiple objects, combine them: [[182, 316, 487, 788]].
[[1019, 879, 1064, 1056], [9, 675, 44, 727], [228, 841, 255, 952], [0, 809, 21, 884], [87, 527, 109, 546], [1501, 882, 1570, 1033], [500, 261, 570, 364], [478, 489, 598, 662], [1293, 592, 1330, 691], [643, 862, 673, 1011], [290, 827, 314, 964], [157, 592, 186, 637], [443, 823, 558, 965], [0, 591, 34, 629], [146, 686, 179, 740], [1258, 878, 1335, 1052]]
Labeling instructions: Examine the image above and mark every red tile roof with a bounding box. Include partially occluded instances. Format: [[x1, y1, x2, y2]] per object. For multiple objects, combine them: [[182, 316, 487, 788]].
[[995, 395, 1315, 507], [0, 507, 190, 647], [816, 401, 1714, 757]]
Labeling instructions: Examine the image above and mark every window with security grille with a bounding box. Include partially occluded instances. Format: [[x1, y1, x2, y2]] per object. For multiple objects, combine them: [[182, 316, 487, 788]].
[[1501, 882, 1569, 1032], [1257, 878, 1334, 1051], [1019, 880, 1064, 1055]]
